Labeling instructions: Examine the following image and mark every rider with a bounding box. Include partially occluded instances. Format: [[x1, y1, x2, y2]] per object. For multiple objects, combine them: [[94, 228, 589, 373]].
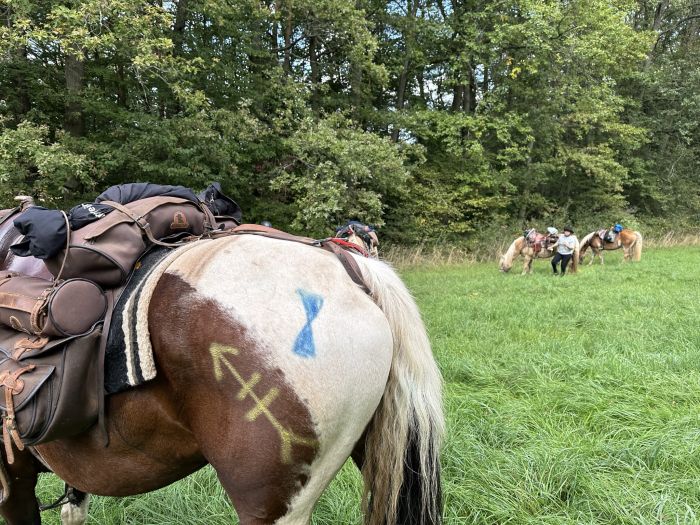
[[551, 226, 577, 275]]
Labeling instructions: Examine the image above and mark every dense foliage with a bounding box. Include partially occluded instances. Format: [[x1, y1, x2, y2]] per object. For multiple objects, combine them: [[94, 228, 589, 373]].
[[1, 0, 698, 240]]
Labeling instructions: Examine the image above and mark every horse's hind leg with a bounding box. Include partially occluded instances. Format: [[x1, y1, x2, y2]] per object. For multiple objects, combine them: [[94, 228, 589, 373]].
[[0, 448, 42, 525]]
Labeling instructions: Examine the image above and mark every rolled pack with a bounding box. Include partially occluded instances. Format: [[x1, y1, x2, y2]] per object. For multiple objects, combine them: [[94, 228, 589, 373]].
[[0, 272, 107, 338]]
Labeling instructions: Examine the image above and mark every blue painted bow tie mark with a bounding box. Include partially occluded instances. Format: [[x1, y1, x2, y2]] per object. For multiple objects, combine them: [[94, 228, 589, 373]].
[[293, 289, 324, 358]]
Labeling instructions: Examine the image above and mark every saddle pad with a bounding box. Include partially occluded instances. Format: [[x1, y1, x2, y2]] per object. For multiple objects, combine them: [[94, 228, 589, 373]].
[[105, 241, 205, 394]]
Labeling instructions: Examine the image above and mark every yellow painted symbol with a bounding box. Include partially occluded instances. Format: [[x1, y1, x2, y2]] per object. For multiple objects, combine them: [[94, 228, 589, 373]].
[[209, 343, 318, 464]]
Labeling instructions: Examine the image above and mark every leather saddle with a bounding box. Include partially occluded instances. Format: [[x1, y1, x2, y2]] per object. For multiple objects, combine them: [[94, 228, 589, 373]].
[[525, 229, 556, 254]]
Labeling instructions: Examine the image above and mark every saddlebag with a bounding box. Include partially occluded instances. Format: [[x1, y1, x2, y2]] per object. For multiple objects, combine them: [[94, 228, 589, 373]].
[[604, 230, 617, 243], [0, 273, 107, 339], [0, 326, 101, 461], [45, 196, 212, 287]]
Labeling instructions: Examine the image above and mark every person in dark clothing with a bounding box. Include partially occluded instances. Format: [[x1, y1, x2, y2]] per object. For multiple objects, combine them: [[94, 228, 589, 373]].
[[551, 226, 577, 275]]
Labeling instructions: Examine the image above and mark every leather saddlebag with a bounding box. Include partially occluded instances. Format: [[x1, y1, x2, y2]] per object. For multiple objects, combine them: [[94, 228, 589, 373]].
[[0, 326, 101, 457], [0, 273, 107, 338], [45, 196, 211, 287]]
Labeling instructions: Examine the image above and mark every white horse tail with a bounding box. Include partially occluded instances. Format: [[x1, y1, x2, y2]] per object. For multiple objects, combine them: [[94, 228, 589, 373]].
[[632, 231, 643, 261], [353, 256, 444, 525], [499, 236, 524, 272]]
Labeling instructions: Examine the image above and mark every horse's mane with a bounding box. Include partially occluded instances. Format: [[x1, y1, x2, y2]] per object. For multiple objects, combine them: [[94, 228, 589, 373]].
[[499, 236, 524, 271], [579, 231, 595, 249]]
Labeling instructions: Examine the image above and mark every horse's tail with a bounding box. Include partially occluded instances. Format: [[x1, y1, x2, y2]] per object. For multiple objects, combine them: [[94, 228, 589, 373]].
[[499, 236, 524, 272], [353, 257, 444, 525], [571, 240, 580, 273], [578, 232, 595, 262], [632, 231, 643, 261]]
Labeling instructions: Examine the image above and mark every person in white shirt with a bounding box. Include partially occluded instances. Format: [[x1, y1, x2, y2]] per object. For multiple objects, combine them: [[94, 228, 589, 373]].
[[551, 226, 577, 275]]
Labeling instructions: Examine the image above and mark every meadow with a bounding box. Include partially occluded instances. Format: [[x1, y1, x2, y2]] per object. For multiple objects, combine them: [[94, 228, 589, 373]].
[[32, 246, 700, 524]]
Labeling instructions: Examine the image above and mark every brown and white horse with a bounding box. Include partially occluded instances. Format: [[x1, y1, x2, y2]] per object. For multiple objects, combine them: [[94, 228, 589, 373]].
[[578, 228, 643, 265], [499, 230, 579, 275], [0, 211, 444, 525]]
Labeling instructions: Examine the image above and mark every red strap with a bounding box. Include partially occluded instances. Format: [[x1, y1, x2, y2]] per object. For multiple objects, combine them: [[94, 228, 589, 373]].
[[328, 238, 369, 258]]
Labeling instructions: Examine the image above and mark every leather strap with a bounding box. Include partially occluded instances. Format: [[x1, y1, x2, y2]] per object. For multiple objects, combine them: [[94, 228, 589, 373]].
[[102, 200, 217, 247], [1, 364, 36, 464], [97, 289, 115, 447], [12, 336, 50, 359], [320, 240, 370, 294], [0, 292, 37, 312], [100, 201, 176, 247], [222, 225, 371, 295], [229, 224, 317, 244], [31, 288, 52, 335]]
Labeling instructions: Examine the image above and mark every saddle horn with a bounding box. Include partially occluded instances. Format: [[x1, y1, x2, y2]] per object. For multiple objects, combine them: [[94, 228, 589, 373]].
[[13, 196, 35, 211]]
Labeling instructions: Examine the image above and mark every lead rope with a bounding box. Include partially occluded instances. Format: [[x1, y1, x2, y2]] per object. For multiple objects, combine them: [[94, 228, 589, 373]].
[[52, 211, 71, 283]]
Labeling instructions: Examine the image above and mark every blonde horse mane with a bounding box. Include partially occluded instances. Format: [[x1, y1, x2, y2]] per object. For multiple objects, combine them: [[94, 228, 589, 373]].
[[499, 236, 525, 272], [578, 231, 597, 259]]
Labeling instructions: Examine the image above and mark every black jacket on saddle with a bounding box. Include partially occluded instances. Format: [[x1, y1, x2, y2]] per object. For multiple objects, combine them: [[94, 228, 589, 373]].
[[10, 182, 240, 260]]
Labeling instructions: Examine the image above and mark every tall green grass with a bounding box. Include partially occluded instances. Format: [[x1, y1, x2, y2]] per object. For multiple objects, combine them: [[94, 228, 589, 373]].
[[30, 247, 700, 524]]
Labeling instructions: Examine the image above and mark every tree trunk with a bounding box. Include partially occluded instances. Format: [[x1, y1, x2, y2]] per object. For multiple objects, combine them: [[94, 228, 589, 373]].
[[451, 85, 463, 112], [391, 56, 411, 141], [117, 63, 128, 108], [391, 0, 419, 141], [283, 1, 293, 74], [309, 33, 320, 111], [64, 51, 84, 137], [173, 0, 189, 56], [15, 46, 31, 116], [270, 1, 279, 61], [5, 7, 31, 117]]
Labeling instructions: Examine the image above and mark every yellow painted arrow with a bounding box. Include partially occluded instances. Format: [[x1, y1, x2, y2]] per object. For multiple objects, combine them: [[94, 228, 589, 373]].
[[209, 342, 318, 464], [210, 342, 240, 381]]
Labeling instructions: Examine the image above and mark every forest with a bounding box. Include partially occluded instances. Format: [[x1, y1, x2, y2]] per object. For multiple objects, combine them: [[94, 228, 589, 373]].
[[0, 0, 698, 242]]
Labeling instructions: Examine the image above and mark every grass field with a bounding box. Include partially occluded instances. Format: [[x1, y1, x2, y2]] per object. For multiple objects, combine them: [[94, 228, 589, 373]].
[[32, 246, 700, 524]]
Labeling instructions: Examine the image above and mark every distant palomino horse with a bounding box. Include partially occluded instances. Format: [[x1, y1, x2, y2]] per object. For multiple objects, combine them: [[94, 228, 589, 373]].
[[579, 226, 643, 265], [499, 229, 579, 275], [335, 221, 379, 258], [0, 210, 443, 525]]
